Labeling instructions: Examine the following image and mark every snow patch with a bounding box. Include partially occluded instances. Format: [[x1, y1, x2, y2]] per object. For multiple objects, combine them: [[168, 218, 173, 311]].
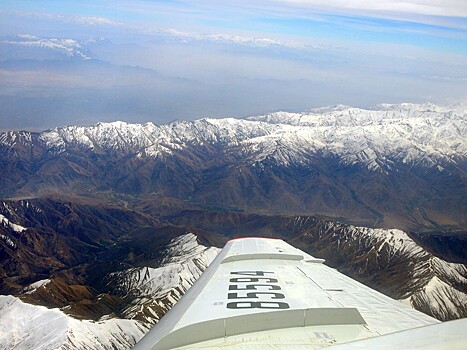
[[22, 279, 51, 294], [0, 295, 146, 350], [0, 234, 16, 249], [0, 295, 68, 350], [0, 214, 27, 233]]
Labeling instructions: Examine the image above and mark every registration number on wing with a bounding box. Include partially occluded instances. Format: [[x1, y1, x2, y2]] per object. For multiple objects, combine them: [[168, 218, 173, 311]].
[[227, 271, 290, 309]]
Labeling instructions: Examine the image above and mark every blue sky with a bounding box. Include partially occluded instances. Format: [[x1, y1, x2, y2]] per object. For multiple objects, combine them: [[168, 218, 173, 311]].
[[3, 1, 466, 46], [0, 0, 466, 130]]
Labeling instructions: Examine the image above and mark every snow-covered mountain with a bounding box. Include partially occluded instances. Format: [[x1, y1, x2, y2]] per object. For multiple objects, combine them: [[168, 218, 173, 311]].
[[0, 103, 464, 167], [107, 234, 220, 324], [292, 221, 467, 321], [4, 103, 462, 170], [246, 103, 466, 170], [0, 233, 219, 350]]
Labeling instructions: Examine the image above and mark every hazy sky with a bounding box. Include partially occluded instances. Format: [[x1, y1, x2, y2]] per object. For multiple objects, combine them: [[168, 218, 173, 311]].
[[1, 0, 466, 130]]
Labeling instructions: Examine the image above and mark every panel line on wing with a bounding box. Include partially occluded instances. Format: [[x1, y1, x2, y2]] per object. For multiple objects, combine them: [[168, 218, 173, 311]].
[[295, 266, 347, 307], [221, 253, 304, 263]]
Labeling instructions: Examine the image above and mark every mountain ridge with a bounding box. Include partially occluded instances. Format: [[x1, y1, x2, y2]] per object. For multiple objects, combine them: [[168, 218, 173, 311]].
[[3, 103, 465, 164], [1, 103, 465, 231]]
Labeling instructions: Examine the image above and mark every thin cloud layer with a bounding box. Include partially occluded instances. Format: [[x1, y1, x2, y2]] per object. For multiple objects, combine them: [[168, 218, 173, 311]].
[[159, 29, 306, 49], [272, 0, 467, 17]]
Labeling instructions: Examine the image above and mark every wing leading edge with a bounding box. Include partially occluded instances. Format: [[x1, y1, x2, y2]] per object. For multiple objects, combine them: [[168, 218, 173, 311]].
[[133, 237, 466, 349]]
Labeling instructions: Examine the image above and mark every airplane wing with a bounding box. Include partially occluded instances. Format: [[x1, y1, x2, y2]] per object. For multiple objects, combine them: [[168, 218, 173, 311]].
[[133, 237, 467, 349]]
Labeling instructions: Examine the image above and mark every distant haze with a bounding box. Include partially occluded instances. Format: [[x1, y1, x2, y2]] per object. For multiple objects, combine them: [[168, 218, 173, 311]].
[[0, 0, 466, 131]]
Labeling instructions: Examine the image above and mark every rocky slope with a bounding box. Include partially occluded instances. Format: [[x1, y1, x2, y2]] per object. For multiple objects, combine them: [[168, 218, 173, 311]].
[[0, 197, 162, 296]]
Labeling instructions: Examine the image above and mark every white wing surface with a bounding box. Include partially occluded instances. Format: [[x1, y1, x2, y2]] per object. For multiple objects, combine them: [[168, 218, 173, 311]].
[[133, 237, 466, 349]]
